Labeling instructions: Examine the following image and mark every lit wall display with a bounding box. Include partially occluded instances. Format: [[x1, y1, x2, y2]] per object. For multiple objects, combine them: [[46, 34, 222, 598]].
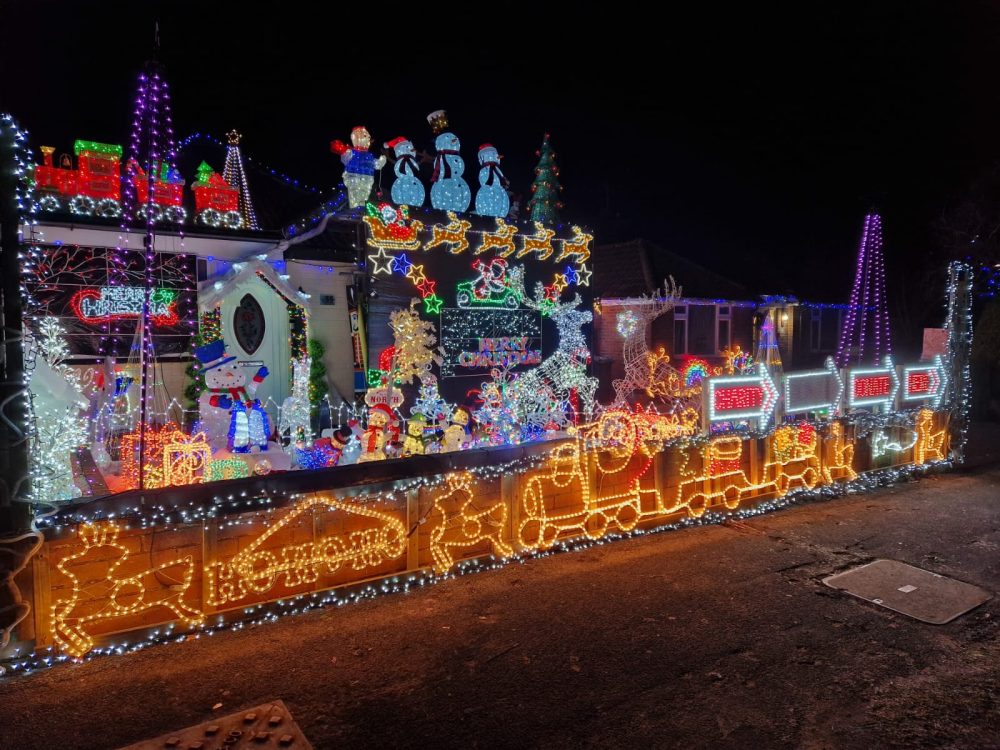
[[439, 308, 542, 379], [704, 364, 779, 429], [847, 357, 899, 410], [901, 356, 947, 408], [782, 356, 843, 414], [34, 404, 955, 662], [52, 522, 204, 658], [70, 285, 179, 326]]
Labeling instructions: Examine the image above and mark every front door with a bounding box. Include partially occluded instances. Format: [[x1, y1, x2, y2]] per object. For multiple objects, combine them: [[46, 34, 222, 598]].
[[219, 278, 290, 429]]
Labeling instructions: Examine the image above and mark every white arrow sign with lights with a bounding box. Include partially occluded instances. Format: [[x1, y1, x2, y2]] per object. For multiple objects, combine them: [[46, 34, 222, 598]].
[[705, 363, 779, 430], [900, 355, 948, 408], [782, 356, 844, 415], [846, 356, 899, 410]]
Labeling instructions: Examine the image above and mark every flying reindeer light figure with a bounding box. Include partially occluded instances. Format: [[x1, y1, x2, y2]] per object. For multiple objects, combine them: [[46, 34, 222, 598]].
[[609, 278, 693, 412]]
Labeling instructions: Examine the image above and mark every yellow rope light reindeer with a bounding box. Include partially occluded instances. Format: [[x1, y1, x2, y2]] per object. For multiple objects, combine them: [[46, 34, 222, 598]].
[[429, 472, 513, 574], [52, 523, 204, 658]]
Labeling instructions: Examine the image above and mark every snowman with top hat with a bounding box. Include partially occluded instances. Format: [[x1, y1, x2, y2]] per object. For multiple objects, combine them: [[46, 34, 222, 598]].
[[194, 339, 270, 453], [428, 110, 471, 212], [474, 143, 510, 218]]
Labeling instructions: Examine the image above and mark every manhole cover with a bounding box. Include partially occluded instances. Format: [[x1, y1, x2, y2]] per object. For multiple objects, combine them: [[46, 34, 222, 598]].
[[823, 559, 992, 624], [117, 699, 312, 749]]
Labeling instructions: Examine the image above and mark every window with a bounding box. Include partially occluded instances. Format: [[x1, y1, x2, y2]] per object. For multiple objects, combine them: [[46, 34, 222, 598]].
[[688, 304, 715, 354], [810, 308, 822, 352], [717, 305, 731, 351], [673, 305, 688, 354], [234, 293, 265, 354]]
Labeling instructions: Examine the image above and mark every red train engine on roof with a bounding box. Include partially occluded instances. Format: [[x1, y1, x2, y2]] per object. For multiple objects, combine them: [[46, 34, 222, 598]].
[[33, 140, 124, 217]]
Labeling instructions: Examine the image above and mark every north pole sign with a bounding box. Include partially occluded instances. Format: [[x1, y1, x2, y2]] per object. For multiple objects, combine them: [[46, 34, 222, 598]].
[[704, 364, 779, 430], [901, 356, 948, 408], [782, 356, 843, 415], [846, 357, 899, 409]]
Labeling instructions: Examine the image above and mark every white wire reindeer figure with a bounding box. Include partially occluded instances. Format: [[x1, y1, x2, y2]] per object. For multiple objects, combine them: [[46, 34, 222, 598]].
[[610, 278, 686, 409], [507, 272, 599, 424]]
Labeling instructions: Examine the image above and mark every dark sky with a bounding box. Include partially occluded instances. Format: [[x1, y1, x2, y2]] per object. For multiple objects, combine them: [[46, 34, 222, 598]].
[[3, 2, 997, 306]]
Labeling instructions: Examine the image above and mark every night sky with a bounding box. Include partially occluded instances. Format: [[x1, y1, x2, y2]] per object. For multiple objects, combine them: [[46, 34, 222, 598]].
[[3, 3, 996, 320]]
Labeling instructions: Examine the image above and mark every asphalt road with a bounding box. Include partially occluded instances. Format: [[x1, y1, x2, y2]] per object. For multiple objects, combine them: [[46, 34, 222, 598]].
[[1, 435, 998, 749]]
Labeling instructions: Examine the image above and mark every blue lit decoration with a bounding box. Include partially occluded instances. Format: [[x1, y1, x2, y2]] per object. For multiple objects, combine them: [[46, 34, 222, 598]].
[[390, 252, 414, 276], [428, 110, 471, 212], [474, 144, 510, 218], [228, 399, 271, 454], [755, 309, 783, 370], [332, 126, 387, 209], [384, 136, 425, 207]]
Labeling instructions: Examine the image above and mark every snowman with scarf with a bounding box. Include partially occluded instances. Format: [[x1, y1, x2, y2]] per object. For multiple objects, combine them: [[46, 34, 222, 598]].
[[195, 339, 270, 453], [474, 144, 510, 218], [384, 136, 425, 207], [427, 110, 471, 212]]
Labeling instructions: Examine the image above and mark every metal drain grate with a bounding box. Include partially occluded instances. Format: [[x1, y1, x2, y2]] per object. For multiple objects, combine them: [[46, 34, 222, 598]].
[[117, 699, 312, 749], [823, 559, 992, 624]]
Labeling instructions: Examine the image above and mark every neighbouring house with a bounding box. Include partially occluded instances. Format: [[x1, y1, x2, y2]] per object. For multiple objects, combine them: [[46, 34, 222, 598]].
[[591, 238, 849, 398]]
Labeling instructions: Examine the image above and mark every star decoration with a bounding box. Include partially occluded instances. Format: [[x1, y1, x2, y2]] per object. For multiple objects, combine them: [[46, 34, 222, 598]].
[[551, 274, 569, 293], [575, 263, 592, 287], [367, 247, 395, 276], [564, 265, 579, 284], [405, 262, 426, 281], [423, 293, 444, 314], [391, 253, 414, 275], [416, 277, 437, 298], [543, 284, 559, 301]]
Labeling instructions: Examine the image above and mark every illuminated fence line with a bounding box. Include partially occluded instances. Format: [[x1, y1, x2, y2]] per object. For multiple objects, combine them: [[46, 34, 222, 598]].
[[13, 407, 950, 661]]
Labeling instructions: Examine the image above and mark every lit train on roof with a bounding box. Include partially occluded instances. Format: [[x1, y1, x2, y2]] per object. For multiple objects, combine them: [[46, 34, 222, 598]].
[[30, 140, 243, 229]]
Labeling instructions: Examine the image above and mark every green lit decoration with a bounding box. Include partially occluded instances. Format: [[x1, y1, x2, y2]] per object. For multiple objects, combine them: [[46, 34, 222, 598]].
[[308, 339, 328, 415], [73, 140, 123, 158], [527, 133, 563, 225]]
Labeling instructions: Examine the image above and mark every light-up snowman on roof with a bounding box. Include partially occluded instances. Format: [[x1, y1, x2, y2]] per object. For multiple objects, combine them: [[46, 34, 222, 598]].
[[427, 110, 471, 213], [384, 136, 425, 208], [474, 143, 510, 218]]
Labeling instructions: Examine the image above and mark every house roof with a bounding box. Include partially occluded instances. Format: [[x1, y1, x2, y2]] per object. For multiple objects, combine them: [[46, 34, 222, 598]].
[[592, 238, 751, 301]]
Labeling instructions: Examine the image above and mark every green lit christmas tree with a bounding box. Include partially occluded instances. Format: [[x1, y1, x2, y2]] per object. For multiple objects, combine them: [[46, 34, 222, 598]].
[[527, 133, 563, 224], [194, 160, 215, 186]]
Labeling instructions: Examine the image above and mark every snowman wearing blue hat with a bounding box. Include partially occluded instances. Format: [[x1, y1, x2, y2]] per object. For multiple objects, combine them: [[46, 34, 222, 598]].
[[194, 339, 270, 453]]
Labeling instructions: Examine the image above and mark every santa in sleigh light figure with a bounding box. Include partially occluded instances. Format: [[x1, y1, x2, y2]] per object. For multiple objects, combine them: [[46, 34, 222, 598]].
[[194, 339, 270, 453]]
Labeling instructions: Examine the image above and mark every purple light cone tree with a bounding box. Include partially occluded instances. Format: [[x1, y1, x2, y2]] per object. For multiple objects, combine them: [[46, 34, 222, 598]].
[[122, 61, 182, 488], [835, 212, 892, 367]]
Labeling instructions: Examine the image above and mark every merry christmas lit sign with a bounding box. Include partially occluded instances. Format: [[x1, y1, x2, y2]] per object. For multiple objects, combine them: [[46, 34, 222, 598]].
[[440, 308, 541, 377], [70, 285, 180, 326]]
